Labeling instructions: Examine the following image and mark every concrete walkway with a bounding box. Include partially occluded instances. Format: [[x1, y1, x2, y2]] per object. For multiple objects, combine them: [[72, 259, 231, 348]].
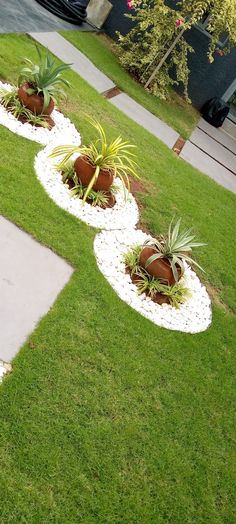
[[30, 31, 236, 194], [0, 217, 73, 363]]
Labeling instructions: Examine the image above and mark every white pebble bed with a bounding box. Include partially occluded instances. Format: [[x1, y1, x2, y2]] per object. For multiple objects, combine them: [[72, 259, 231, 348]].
[[0, 81, 212, 337], [0, 361, 12, 383], [34, 144, 139, 230], [94, 229, 212, 333], [0, 80, 81, 146]]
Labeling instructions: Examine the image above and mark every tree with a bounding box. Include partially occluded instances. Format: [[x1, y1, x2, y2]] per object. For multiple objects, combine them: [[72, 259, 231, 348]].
[[117, 0, 236, 100]]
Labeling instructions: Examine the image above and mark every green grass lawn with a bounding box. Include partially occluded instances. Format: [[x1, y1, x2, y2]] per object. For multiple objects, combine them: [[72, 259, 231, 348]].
[[61, 31, 199, 140], [0, 33, 235, 523]]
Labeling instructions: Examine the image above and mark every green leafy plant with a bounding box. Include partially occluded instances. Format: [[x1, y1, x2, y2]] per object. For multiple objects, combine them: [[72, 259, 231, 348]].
[[62, 161, 115, 208], [124, 244, 142, 275], [143, 219, 205, 281], [49, 118, 139, 203], [124, 244, 190, 307], [136, 272, 190, 307], [0, 86, 50, 127], [18, 47, 71, 110]]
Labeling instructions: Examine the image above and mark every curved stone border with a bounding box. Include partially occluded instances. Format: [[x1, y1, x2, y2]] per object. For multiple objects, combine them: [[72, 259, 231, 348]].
[[94, 229, 212, 333], [0, 81, 81, 146], [34, 144, 139, 231]]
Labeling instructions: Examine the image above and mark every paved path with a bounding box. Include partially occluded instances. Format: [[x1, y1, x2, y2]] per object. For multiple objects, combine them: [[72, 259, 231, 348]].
[[30, 32, 115, 95], [30, 32, 236, 194], [30, 32, 179, 149], [0, 217, 73, 362]]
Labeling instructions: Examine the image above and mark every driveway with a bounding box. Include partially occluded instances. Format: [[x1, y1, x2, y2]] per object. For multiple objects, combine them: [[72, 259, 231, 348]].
[[0, 0, 91, 33]]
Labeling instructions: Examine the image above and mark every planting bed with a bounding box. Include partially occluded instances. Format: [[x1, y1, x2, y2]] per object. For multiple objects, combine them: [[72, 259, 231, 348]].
[[34, 144, 139, 230], [94, 229, 212, 333], [0, 80, 80, 146]]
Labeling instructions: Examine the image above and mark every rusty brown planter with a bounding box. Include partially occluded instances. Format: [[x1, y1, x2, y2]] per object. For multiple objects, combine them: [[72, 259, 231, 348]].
[[139, 246, 181, 285], [74, 155, 114, 192], [18, 82, 54, 115]]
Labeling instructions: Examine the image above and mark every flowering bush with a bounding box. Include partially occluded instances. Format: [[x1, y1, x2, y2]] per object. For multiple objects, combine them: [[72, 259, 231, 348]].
[[127, 0, 134, 9], [117, 0, 236, 101]]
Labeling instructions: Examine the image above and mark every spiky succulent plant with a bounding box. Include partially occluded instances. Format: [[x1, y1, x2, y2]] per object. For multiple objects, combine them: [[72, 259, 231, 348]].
[[144, 219, 206, 281], [18, 47, 71, 110]]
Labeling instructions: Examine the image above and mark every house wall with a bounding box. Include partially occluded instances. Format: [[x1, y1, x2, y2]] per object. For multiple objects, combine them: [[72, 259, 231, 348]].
[[103, 0, 133, 38], [103, 1, 236, 109]]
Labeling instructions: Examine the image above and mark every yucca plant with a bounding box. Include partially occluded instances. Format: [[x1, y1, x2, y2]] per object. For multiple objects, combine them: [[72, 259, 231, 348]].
[[143, 219, 206, 281], [18, 47, 71, 110], [49, 118, 139, 203]]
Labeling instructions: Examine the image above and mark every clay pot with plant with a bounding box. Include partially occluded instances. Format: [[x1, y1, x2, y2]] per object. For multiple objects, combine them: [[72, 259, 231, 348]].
[[49, 118, 139, 204], [18, 47, 71, 116], [139, 219, 205, 285]]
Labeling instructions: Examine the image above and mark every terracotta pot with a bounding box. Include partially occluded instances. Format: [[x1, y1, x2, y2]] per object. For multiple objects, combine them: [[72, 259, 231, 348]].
[[74, 155, 114, 192], [18, 82, 54, 115], [139, 246, 181, 285]]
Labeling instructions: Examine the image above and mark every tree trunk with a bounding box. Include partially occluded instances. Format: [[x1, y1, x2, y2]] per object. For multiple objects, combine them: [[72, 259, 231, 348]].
[[144, 26, 186, 89]]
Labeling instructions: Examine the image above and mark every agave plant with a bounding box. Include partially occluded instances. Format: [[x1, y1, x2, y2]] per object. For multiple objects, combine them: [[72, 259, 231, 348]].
[[144, 219, 206, 281], [18, 47, 71, 110], [49, 118, 139, 203]]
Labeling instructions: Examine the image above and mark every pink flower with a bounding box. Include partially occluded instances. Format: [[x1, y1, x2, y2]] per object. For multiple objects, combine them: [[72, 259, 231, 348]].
[[175, 18, 184, 28], [127, 0, 134, 9], [215, 48, 223, 57]]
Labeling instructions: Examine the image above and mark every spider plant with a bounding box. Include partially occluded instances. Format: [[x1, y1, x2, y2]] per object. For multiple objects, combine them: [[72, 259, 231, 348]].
[[123, 245, 142, 275], [136, 272, 190, 308], [0, 87, 50, 128], [18, 47, 71, 110], [143, 219, 206, 281], [49, 118, 139, 203]]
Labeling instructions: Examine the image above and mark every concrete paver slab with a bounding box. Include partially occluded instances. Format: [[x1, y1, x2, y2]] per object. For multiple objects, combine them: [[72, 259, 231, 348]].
[[0, 217, 73, 362], [198, 118, 236, 155], [110, 93, 179, 149], [190, 128, 236, 173], [180, 141, 236, 194], [30, 32, 115, 93]]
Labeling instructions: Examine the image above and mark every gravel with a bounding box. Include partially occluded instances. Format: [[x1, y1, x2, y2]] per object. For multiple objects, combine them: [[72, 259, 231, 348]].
[[94, 229, 212, 333]]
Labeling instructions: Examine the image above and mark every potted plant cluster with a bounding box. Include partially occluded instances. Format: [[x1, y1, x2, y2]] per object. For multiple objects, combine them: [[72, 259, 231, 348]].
[[18, 47, 71, 116], [124, 219, 205, 307], [0, 47, 71, 128], [50, 118, 140, 206]]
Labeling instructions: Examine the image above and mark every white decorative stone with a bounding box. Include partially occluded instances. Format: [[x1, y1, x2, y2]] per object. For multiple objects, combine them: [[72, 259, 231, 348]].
[[0, 80, 212, 336], [34, 144, 139, 231], [0, 81, 81, 146], [94, 229, 212, 333], [0, 360, 12, 384]]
